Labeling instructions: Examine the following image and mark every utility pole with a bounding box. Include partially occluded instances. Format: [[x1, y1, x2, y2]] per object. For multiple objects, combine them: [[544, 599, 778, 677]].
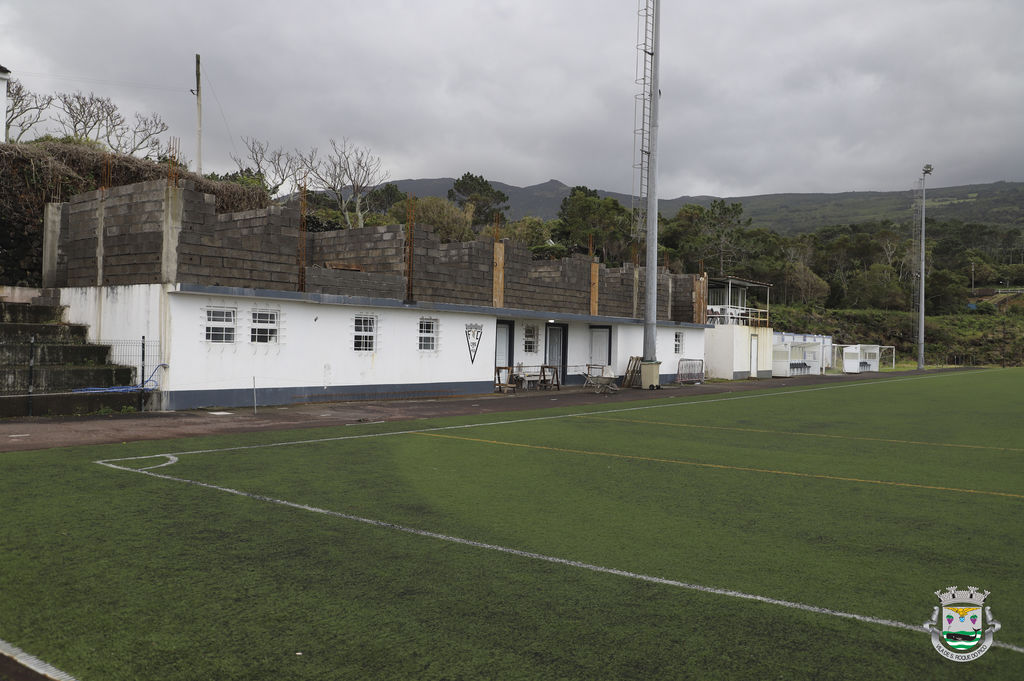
[[917, 164, 932, 370], [195, 54, 202, 175]]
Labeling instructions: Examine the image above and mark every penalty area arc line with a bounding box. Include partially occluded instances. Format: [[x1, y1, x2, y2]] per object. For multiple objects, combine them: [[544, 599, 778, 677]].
[[93, 459, 1024, 656]]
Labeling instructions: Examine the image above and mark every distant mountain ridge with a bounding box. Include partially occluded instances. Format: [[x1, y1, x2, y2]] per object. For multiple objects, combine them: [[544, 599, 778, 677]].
[[390, 178, 1024, 234]]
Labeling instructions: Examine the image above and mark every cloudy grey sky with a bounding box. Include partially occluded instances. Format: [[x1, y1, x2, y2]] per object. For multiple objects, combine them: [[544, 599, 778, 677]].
[[3, 0, 1022, 198]]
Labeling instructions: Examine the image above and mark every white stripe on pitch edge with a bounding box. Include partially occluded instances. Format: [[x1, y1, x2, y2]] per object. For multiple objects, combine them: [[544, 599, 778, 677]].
[[0, 638, 79, 681]]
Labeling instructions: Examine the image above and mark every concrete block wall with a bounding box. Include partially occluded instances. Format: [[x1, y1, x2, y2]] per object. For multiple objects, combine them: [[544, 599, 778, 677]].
[[413, 237, 494, 306], [597, 265, 638, 318], [506, 252, 591, 314], [309, 225, 406, 274], [178, 205, 299, 289], [49, 181, 707, 324], [670, 274, 704, 324], [597, 264, 673, 320], [305, 266, 405, 299], [62, 180, 170, 287]]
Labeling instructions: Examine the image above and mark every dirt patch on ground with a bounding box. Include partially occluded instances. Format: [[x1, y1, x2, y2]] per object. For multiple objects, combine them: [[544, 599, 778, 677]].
[[0, 369, 964, 454]]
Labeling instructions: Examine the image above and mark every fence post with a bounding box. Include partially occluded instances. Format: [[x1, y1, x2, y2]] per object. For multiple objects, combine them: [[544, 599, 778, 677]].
[[27, 334, 35, 417], [139, 335, 146, 412]]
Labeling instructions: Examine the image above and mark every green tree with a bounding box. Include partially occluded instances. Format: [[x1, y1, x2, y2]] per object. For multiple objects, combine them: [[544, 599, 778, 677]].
[[847, 263, 909, 310], [390, 196, 473, 243], [365, 183, 406, 215], [926, 269, 968, 314], [447, 172, 509, 226], [660, 204, 706, 272], [505, 216, 555, 249], [701, 199, 750, 276], [552, 186, 632, 263]]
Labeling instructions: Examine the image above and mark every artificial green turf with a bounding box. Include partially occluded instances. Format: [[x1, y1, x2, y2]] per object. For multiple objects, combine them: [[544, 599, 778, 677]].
[[1, 369, 1022, 679]]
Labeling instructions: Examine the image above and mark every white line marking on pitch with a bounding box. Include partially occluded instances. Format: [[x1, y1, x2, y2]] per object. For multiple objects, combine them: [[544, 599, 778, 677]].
[[0, 637, 78, 681], [108, 372, 978, 464], [92, 455, 1024, 656]]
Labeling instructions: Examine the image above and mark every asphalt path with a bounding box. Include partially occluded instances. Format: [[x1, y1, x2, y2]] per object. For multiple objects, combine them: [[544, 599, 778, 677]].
[[0, 369, 960, 454]]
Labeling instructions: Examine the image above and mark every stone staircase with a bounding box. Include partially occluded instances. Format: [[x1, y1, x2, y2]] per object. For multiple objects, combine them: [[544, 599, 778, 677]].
[[0, 296, 152, 417]]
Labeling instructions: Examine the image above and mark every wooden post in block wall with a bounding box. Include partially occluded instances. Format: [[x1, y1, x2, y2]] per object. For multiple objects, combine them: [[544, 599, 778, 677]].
[[590, 261, 600, 316], [492, 240, 505, 308]]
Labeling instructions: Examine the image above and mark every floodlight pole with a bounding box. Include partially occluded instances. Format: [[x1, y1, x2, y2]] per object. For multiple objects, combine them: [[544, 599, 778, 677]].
[[642, 0, 660, 363], [917, 164, 932, 370]]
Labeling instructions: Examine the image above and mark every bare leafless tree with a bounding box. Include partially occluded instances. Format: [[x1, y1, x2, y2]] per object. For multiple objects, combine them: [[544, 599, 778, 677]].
[[106, 111, 169, 158], [5, 79, 54, 141], [232, 136, 299, 197], [338, 139, 389, 229], [53, 91, 119, 141], [52, 91, 167, 158], [295, 138, 388, 229]]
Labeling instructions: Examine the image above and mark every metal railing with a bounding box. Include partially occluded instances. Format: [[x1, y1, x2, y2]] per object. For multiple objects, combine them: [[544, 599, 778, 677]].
[[706, 305, 771, 327]]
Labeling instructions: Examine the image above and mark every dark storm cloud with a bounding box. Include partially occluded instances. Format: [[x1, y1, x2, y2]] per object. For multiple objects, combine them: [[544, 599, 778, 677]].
[[3, 0, 1021, 197]]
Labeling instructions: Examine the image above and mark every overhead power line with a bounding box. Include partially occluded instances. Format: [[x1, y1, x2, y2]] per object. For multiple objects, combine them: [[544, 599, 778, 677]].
[[17, 70, 185, 93]]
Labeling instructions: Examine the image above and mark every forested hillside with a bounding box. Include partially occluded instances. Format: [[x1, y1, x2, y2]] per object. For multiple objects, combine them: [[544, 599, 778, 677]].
[[392, 177, 1024, 233], [772, 305, 1024, 367]]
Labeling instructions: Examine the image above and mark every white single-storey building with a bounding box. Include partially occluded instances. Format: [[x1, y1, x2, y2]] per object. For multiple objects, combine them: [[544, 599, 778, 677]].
[[58, 282, 707, 410]]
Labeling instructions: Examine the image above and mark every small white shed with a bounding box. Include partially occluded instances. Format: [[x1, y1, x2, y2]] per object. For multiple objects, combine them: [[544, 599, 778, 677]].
[[842, 344, 880, 373], [772, 341, 823, 377]]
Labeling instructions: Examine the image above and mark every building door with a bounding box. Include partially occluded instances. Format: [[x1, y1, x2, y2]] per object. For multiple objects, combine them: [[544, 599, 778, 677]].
[[545, 323, 567, 380], [589, 326, 611, 367], [495, 320, 513, 368], [749, 334, 759, 379]]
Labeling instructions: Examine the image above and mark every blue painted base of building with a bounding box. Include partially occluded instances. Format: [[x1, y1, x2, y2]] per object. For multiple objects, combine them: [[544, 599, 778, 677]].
[[162, 380, 496, 411]]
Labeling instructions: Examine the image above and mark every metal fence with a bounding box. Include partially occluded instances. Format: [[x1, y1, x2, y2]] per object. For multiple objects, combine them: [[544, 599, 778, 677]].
[[675, 358, 705, 384], [0, 336, 162, 397], [97, 337, 164, 389]]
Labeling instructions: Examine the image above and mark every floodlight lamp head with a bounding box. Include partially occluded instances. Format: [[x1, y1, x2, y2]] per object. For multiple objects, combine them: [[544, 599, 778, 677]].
[[922, 164, 934, 176]]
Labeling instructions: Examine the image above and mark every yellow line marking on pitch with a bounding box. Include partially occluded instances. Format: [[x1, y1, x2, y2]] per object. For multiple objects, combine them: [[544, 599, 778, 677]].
[[416, 432, 1024, 500], [582, 416, 1024, 453]]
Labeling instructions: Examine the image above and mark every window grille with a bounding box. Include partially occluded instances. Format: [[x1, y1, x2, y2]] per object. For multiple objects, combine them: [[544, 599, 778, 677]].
[[354, 315, 376, 352], [418, 318, 437, 351], [524, 325, 538, 353], [205, 308, 235, 343], [251, 309, 279, 343]]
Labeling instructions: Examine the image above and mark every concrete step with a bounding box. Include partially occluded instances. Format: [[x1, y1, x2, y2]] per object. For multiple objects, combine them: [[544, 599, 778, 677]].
[[1, 365, 136, 393], [0, 322, 89, 343], [0, 301, 65, 324], [0, 390, 155, 418], [0, 342, 111, 366]]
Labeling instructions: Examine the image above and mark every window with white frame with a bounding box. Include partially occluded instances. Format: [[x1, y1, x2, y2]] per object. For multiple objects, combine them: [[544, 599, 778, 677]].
[[418, 318, 438, 351], [674, 331, 684, 355], [523, 325, 538, 353], [205, 308, 236, 343], [250, 309, 279, 343], [354, 314, 377, 351]]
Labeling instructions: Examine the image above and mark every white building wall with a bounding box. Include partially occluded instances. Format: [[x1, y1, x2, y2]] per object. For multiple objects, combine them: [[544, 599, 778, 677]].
[[704, 325, 735, 379], [47, 283, 708, 407], [59, 284, 167, 343], [705, 324, 773, 379], [165, 292, 495, 397]]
